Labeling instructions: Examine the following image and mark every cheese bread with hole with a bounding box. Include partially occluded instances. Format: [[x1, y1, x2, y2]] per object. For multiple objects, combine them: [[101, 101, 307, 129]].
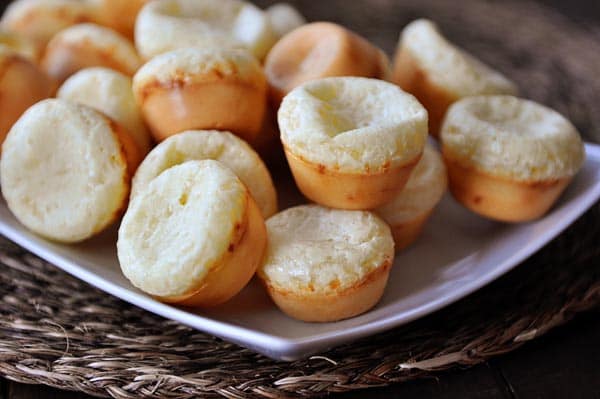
[[376, 145, 447, 251], [440, 95, 585, 222], [278, 77, 428, 210], [258, 205, 394, 322], [135, 0, 276, 61], [393, 19, 517, 137], [0, 99, 141, 243], [118, 160, 267, 307], [58, 67, 152, 156], [131, 130, 277, 218], [133, 47, 267, 145]]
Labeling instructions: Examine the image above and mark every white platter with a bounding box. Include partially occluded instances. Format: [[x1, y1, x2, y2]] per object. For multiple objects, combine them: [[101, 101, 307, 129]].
[[1, 143, 600, 361]]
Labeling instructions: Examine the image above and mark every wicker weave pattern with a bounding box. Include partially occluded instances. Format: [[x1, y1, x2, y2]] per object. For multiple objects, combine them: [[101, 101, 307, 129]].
[[1, 0, 600, 397]]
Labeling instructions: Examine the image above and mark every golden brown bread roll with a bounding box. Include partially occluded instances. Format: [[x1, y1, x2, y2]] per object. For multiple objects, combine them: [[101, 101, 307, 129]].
[[278, 77, 428, 210], [1, 99, 141, 243], [393, 19, 517, 137], [133, 47, 267, 145], [440, 95, 585, 222], [265, 22, 391, 105], [118, 160, 267, 307], [258, 205, 394, 322]]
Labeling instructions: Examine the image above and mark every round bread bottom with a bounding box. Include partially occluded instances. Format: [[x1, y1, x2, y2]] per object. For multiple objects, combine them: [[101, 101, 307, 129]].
[[393, 48, 456, 139], [389, 210, 432, 252], [284, 147, 420, 210], [444, 156, 571, 222], [265, 22, 390, 105], [158, 194, 267, 307], [262, 259, 392, 322], [140, 82, 266, 145]]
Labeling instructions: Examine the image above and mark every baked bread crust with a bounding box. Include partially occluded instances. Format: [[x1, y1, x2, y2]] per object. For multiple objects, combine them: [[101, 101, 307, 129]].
[[41, 23, 141, 83], [440, 95, 585, 222], [134, 0, 276, 61], [393, 19, 517, 137], [133, 47, 267, 144], [258, 205, 394, 322], [0, 47, 53, 145], [376, 145, 447, 250], [265, 22, 391, 104], [58, 67, 152, 155], [0, 0, 97, 47], [131, 130, 277, 218], [118, 160, 267, 307], [278, 77, 427, 209], [0, 99, 140, 242]]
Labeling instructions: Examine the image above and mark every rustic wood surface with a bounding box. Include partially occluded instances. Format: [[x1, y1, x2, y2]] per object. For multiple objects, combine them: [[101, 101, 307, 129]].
[[1, 0, 599, 398]]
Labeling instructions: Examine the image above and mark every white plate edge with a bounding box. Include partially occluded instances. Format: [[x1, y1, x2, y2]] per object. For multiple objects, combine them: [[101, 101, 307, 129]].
[[1, 143, 599, 361]]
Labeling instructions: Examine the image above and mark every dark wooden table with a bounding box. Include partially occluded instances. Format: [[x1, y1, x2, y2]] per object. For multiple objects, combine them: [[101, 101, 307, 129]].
[[1, 0, 599, 398]]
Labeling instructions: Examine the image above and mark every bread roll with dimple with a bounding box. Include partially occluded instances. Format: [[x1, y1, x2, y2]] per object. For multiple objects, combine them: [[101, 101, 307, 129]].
[[265, 3, 306, 38], [376, 145, 447, 251], [258, 205, 394, 322], [41, 23, 141, 84], [0, 0, 97, 48], [0, 99, 141, 243], [135, 0, 276, 61], [58, 67, 152, 155], [118, 160, 267, 307], [393, 19, 517, 137], [0, 47, 53, 146], [265, 22, 391, 105], [133, 47, 267, 145], [278, 77, 428, 210], [131, 130, 277, 218], [440, 95, 585, 222]]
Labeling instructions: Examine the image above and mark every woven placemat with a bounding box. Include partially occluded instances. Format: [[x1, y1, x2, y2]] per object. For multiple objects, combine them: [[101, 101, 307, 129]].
[[1, 0, 600, 398]]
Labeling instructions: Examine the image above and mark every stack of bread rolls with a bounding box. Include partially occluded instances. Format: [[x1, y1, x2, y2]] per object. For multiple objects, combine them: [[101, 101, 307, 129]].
[[0, 1, 585, 323]]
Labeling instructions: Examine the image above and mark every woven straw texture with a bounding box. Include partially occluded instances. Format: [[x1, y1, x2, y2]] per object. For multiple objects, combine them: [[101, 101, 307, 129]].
[[1, 0, 600, 397]]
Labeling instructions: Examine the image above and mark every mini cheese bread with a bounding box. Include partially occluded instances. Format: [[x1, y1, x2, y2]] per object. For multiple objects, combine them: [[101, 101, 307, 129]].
[[393, 19, 517, 137], [131, 130, 277, 218], [265, 3, 306, 39], [0, 99, 141, 243], [376, 145, 447, 251], [133, 47, 267, 144], [58, 67, 152, 155], [0, 30, 41, 63], [118, 160, 267, 307], [265, 22, 391, 105], [278, 77, 428, 210], [41, 23, 141, 83], [0, 0, 97, 47], [0, 47, 53, 146], [258, 205, 394, 322], [440, 95, 585, 222], [90, 0, 148, 39], [135, 0, 276, 61]]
